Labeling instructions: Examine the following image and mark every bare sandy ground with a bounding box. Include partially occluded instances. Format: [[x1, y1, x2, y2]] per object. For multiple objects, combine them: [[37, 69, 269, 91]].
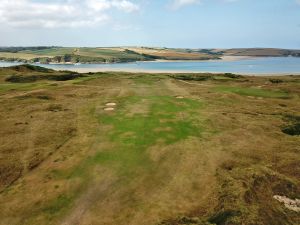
[[220, 56, 255, 61]]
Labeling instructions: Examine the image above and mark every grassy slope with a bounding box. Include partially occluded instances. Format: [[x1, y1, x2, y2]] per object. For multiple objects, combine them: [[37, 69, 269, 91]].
[[0, 47, 151, 63], [0, 66, 299, 225], [221, 48, 300, 57], [1, 47, 221, 63]]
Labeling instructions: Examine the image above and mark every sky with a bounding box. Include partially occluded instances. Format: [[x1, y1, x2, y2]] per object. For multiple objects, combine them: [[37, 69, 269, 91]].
[[0, 0, 300, 48]]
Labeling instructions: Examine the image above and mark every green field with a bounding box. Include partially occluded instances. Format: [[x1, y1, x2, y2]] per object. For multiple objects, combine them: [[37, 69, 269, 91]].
[[0, 65, 299, 225]]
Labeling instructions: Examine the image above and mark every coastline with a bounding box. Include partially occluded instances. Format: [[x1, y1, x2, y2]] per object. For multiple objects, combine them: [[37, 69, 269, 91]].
[[1, 56, 300, 76], [64, 67, 300, 76], [153, 56, 255, 62], [0, 56, 255, 65]]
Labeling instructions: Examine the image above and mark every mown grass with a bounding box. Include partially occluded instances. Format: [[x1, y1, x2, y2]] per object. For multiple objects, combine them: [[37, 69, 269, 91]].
[[214, 86, 289, 98], [93, 96, 203, 176], [42, 95, 204, 221], [130, 75, 164, 85], [53, 95, 204, 181]]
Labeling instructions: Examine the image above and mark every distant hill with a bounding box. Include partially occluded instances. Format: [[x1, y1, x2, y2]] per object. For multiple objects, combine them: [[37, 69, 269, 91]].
[[0, 47, 299, 64], [220, 48, 300, 57]]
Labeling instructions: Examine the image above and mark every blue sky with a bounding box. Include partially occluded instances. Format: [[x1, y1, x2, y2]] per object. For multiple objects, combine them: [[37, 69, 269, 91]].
[[0, 0, 299, 48]]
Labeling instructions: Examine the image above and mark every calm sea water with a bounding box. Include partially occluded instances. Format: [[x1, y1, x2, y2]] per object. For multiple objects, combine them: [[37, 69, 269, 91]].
[[1, 57, 300, 74]]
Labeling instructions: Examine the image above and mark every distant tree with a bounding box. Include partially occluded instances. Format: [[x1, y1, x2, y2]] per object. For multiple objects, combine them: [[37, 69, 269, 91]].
[[64, 54, 72, 62], [54, 56, 62, 63]]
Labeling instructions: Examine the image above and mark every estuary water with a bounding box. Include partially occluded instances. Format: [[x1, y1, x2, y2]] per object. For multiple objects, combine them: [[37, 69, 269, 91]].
[[1, 57, 300, 74]]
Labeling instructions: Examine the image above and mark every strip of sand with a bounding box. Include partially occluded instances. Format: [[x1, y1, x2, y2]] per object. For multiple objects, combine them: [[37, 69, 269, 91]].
[[58, 67, 300, 76]]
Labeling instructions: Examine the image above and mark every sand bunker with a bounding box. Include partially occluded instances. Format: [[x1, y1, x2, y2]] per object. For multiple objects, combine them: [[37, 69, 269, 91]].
[[176, 96, 184, 99], [105, 102, 117, 106], [273, 195, 300, 212], [104, 108, 115, 111]]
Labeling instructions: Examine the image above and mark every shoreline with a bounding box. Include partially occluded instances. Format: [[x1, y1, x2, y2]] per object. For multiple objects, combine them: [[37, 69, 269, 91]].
[[65, 67, 300, 76], [0, 56, 268, 65]]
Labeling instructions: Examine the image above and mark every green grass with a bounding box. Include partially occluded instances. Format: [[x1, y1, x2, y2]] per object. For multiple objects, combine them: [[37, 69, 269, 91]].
[[214, 86, 289, 98], [93, 96, 203, 175], [21, 47, 75, 56]]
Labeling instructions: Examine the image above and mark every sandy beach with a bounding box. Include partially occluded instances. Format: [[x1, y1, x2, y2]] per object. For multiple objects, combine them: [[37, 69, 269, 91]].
[[61, 67, 300, 76]]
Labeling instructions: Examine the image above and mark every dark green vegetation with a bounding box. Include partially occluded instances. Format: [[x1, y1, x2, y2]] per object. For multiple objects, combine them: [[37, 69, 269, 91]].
[[171, 73, 242, 81], [282, 115, 300, 136], [0, 65, 299, 225], [0, 46, 58, 53], [5, 65, 84, 83]]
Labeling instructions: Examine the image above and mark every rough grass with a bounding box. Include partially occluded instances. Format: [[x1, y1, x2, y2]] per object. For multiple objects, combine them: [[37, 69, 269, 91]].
[[5, 73, 83, 83], [0, 82, 50, 93], [0, 66, 299, 225]]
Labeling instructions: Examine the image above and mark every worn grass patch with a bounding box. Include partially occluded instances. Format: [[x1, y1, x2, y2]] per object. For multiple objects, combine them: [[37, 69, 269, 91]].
[[42, 194, 73, 216]]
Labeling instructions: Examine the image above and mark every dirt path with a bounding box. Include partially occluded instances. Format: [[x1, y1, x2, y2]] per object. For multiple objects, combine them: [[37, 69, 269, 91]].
[[59, 83, 129, 225], [61, 172, 117, 225]]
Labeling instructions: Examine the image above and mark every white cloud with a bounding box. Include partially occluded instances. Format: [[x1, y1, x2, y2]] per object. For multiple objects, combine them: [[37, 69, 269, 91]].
[[170, 0, 201, 9], [112, 0, 140, 12], [0, 0, 139, 28], [169, 0, 239, 9], [86, 0, 139, 12], [112, 23, 140, 31]]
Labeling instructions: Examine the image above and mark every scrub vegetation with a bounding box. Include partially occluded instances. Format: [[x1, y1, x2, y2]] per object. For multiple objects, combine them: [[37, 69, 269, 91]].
[[0, 65, 299, 225]]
